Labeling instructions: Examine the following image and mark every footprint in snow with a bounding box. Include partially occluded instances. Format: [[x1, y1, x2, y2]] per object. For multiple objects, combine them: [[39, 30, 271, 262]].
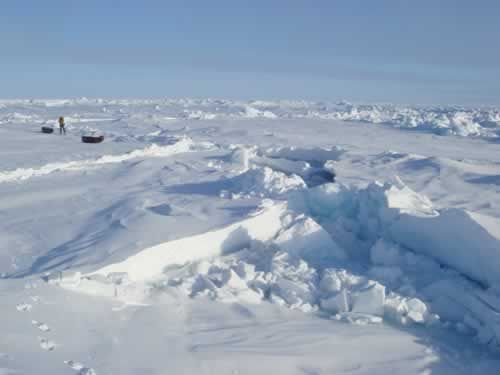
[[32, 320, 50, 332], [38, 337, 56, 351], [15, 303, 32, 312], [64, 360, 97, 375]]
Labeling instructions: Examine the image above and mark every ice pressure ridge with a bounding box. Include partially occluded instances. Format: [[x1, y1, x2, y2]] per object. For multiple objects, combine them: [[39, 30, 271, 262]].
[[52, 178, 500, 350]]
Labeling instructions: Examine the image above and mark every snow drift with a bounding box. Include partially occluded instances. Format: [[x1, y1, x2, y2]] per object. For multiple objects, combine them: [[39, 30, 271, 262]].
[[54, 175, 500, 348], [82, 202, 289, 282], [0, 136, 201, 184]]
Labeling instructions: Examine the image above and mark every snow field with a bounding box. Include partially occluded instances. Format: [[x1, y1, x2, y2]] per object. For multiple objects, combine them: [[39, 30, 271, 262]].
[[2, 98, 499, 138], [3, 99, 500, 373]]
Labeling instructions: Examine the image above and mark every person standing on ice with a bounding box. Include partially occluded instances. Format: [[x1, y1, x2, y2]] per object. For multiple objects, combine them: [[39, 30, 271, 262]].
[[58, 116, 66, 135]]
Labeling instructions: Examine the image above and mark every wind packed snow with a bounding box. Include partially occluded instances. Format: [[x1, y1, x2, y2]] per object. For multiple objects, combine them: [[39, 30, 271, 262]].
[[1, 99, 500, 374]]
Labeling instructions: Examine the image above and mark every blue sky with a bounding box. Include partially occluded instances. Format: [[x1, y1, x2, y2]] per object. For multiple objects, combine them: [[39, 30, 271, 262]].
[[1, 0, 499, 105]]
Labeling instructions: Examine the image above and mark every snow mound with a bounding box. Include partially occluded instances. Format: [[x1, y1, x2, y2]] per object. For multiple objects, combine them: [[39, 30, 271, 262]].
[[293, 181, 500, 347], [294, 180, 500, 287], [245, 145, 341, 187], [224, 167, 306, 199], [242, 105, 278, 119], [80, 202, 290, 282]]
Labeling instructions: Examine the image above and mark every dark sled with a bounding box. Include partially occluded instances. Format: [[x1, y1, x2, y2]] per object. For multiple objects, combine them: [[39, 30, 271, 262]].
[[82, 135, 104, 144], [41, 126, 54, 134]]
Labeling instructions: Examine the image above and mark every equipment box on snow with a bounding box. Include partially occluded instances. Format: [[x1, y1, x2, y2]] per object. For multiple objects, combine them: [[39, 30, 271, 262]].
[[82, 135, 104, 143], [41, 126, 54, 134]]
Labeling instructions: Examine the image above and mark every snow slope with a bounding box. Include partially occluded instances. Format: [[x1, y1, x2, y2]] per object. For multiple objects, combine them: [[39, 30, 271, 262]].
[[1, 99, 500, 374]]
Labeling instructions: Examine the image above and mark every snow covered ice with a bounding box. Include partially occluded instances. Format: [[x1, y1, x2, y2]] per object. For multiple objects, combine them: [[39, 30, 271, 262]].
[[1, 99, 500, 374]]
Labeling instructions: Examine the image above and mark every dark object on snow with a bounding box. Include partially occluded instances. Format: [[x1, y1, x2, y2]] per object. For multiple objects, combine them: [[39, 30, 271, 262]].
[[82, 135, 104, 143], [41, 126, 54, 134]]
